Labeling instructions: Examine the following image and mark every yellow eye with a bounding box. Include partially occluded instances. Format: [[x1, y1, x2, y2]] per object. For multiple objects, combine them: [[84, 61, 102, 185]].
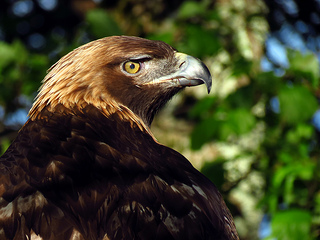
[[124, 61, 141, 74]]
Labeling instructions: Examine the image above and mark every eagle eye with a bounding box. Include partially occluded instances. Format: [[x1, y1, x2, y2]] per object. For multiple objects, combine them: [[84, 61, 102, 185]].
[[124, 61, 141, 74]]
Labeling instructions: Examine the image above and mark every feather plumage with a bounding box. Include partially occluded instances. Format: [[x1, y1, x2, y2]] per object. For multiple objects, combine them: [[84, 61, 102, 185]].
[[0, 36, 238, 240]]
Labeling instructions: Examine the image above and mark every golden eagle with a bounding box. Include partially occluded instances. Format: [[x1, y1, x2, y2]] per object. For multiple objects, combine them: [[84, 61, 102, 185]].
[[0, 36, 239, 240]]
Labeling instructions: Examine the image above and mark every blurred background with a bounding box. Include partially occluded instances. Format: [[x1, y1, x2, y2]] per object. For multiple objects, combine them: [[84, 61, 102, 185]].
[[0, 0, 319, 239]]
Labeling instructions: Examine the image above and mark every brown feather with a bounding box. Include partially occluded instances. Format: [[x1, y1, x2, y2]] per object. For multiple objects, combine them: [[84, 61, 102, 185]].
[[0, 36, 239, 240]]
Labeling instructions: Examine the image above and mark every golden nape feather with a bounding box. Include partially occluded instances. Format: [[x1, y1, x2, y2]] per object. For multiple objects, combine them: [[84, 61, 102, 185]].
[[0, 36, 239, 240]]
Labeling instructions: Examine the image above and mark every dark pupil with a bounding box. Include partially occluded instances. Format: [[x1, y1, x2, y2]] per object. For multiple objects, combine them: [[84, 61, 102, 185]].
[[130, 63, 136, 69]]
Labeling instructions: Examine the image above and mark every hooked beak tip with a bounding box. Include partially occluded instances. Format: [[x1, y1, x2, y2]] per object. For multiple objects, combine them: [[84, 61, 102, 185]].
[[175, 53, 212, 94]]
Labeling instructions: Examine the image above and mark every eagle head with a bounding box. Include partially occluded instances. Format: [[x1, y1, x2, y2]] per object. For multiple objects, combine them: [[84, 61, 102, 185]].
[[29, 36, 212, 126]]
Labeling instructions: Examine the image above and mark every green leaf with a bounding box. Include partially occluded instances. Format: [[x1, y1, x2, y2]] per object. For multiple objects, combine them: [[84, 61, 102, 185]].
[[232, 58, 252, 77], [12, 40, 28, 64], [218, 122, 234, 141], [200, 160, 225, 189], [0, 42, 27, 86], [191, 117, 217, 149], [147, 32, 175, 46], [256, 71, 282, 95], [177, 25, 221, 57], [0, 138, 11, 155], [285, 123, 314, 144], [284, 175, 295, 204], [191, 107, 256, 148], [189, 96, 216, 119], [289, 50, 319, 88], [270, 210, 312, 240], [86, 9, 122, 38], [271, 161, 315, 208], [28, 54, 48, 70], [272, 163, 315, 189], [0, 42, 15, 66], [226, 85, 255, 109], [278, 86, 318, 124], [226, 108, 256, 135], [178, 1, 206, 19], [0, 40, 28, 67]]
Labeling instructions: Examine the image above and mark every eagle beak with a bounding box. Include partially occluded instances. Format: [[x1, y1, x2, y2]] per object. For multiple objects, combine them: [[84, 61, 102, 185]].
[[144, 52, 212, 93], [173, 52, 212, 93]]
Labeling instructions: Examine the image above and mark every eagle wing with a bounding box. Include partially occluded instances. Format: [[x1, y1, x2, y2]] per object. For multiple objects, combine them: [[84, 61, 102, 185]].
[[0, 124, 76, 239]]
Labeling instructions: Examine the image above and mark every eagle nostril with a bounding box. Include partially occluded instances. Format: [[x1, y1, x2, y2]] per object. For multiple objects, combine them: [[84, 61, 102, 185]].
[[179, 61, 186, 69]]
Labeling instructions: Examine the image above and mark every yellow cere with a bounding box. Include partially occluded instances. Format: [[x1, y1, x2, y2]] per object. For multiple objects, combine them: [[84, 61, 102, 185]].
[[124, 61, 140, 74]]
